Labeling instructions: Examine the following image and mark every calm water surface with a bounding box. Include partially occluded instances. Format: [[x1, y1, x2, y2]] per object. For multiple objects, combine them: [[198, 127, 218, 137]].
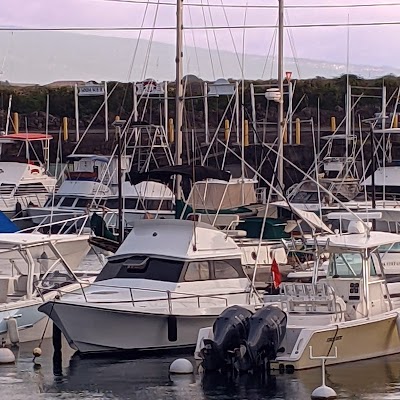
[[2, 338, 400, 400]]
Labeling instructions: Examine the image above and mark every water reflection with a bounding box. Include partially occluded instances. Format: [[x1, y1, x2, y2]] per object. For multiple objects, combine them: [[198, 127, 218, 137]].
[[5, 339, 400, 400]]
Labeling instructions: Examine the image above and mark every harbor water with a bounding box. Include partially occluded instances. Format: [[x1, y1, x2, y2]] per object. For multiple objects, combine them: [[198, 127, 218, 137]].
[[2, 337, 400, 400]]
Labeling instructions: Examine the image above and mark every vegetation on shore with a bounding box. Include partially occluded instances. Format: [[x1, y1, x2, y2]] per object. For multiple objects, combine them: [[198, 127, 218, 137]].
[[0, 75, 399, 132]]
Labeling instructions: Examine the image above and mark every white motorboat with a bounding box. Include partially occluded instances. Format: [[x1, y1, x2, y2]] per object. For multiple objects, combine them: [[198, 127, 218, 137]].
[[27, 154, 114, 225], [102, 181, 175, 228], [196, 225, 400, 371], [28, 155, 175, 228], [39, 219, 261, 354], [0, 215, 93, 344], [0, 133, 56, 218]]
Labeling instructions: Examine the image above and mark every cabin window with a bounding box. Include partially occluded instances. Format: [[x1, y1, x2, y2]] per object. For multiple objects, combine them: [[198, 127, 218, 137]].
[[213, 260, 240, 279], [136, 199, 173, 211], [75, 199, 90, 208], [95, 256, 184, 283], [184, 261, 210, 281], [60, 197, 76, 207], [159, 200, 173, 211], [45, 196, 62, 207], [125, 199, 138, 209]]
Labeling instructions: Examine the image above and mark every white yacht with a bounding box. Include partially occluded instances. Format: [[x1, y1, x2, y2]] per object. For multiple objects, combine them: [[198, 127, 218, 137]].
[[0, 133, 56, 218], [39, 219, 261, 353]]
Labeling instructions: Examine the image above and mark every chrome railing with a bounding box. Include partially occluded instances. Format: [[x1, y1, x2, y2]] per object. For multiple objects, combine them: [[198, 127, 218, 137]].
[[35, 281, 249, 314]]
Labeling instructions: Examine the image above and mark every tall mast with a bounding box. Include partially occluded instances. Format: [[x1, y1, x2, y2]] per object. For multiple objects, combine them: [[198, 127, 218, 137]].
[[277, 0, 284, 191], [175, 0, 184, 200]]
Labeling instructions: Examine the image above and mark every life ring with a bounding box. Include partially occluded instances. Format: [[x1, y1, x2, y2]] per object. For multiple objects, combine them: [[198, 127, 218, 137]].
[[31, 168, 40, 174]]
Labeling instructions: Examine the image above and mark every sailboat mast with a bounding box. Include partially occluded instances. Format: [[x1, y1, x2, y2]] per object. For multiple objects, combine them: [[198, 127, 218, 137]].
[[277, 0, 284, 191], [175, 0, 184, 200]]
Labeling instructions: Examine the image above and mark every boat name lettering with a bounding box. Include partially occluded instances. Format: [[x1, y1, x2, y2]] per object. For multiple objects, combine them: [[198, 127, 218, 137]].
[[326, 335, 342, 343]]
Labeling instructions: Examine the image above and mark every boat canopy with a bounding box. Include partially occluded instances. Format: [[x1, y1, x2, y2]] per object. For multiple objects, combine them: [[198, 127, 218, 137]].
[[271, 200, 333, 234], [127, 165, 231, 185], [187, 178, 257, 210], [308, 231, 400, 252]]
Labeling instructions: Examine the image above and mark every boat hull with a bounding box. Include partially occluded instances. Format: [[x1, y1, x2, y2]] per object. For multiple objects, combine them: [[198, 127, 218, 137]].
[[40, 301, 224, 354], [272, 313, 400, 370]]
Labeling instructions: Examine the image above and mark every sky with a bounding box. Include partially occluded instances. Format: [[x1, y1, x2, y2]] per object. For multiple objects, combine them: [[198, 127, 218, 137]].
[[0, 0, 399, 82]]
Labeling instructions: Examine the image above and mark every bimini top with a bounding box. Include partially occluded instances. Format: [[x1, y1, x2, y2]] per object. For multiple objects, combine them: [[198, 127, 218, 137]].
[[0, 133, 52, 142], [309, 231, 400, 252], [127, 165, 231, 185], [116, 219, 242, 260]]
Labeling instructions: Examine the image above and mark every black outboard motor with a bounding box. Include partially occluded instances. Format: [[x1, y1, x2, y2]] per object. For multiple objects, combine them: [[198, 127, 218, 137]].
[[201, 305, 253, 371], [241, 305, 287, 371]]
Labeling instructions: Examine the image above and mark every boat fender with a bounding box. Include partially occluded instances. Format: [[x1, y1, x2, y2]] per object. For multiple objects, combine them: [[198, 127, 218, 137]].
[[0, 347, 15, 364], [168, 315, 178, 342], [7, 317, 19, 346]]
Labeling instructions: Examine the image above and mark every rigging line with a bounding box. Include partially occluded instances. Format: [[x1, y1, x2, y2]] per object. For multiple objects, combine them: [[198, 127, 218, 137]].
[[120, 0, 150, 114], [94, 0, 400, 9], [186, 5, 202, 76], [269, 26, 277, 80], [5, 20, 400, 31], [204, 0, 224, 76], [261, 19, 277, 79], [285, 11, 301, 78], [219, 0, 243, 75], [140, 0, 161, 80], [200, 0, 216, 80]]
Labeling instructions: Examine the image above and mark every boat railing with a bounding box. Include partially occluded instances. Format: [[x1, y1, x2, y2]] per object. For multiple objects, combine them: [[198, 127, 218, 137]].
[[43, 281, 244, 312], [15, 213, 90, 236]]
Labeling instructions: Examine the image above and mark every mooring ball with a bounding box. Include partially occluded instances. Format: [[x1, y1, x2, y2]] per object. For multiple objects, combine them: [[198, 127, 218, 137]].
[[33, 347, 42, 357], [0, 347, 16, 364], [311, 385, 337, 400], [169, 358, 194, 374]]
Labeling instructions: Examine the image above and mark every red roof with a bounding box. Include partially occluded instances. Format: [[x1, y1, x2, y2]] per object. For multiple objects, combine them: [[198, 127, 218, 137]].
[[0, 133, 53, 142]]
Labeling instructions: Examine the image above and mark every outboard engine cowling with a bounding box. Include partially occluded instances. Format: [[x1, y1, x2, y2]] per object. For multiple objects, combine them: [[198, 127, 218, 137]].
[[242, 305, 287, 371], [201, 305, 253, 371]]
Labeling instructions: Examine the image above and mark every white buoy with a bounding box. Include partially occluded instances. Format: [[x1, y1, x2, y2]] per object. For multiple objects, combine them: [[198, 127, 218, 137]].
[[169, 358, 194, 374], [311, 385, 337, 400], [0, 347, 15, 364], [33, 347, 42, 357], [6, 318, 19, 346]]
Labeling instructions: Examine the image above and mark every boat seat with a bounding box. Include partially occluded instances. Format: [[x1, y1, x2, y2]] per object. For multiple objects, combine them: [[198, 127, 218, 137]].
[[0, 277, 15, 303]]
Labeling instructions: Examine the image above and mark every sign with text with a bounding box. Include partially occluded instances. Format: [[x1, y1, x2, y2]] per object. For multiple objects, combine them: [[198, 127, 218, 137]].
[[78, 83, 105, 97], [136, 80, 165, 95]]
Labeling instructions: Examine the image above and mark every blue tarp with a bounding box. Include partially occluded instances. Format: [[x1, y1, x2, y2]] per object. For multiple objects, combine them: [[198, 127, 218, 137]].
[[0, 211, 19, 233]]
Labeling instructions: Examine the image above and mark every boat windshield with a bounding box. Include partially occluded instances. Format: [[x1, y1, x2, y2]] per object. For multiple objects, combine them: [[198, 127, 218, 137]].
[[95, 256, 185, 283], [327, 252, 377, 278], [379, 242, 400, 253]]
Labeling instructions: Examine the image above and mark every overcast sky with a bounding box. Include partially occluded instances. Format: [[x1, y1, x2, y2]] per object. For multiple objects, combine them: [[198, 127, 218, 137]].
[[0, 0, 399, 81]]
